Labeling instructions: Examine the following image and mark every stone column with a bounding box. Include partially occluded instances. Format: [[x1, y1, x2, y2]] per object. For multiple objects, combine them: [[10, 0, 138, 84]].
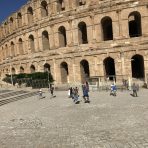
[[67, 20, 73, 46], [49, 25, 55, 49]]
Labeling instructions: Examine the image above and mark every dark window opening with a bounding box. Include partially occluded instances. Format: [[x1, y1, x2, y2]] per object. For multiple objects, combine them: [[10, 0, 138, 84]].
[[60, 62, 68, 83], [80, 60, 90, 82], [58, 26, 67, 47], [78, 22, 88, 44], [104, 57, 116, 80], [101, 17, 113, 41], [131, 55, 144, 79]]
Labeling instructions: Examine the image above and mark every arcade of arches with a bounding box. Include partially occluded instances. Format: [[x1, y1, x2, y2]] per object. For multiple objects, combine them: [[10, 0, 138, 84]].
[[0, 0, 148, 86]]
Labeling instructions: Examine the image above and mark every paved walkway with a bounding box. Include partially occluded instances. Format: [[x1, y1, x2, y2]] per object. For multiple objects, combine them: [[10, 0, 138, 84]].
[[0, 89, 148, 148]]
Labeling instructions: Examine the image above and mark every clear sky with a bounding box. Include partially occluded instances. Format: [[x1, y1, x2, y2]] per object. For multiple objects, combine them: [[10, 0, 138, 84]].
[[0, 0, 28, 24]]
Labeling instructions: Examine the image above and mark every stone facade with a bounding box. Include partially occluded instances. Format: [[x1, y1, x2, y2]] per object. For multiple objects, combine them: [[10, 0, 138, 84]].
[[0, 0, 148, 86]]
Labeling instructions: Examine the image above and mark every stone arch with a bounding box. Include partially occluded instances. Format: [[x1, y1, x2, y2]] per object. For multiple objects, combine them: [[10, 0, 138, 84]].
[[128, 11, 142, 38], [101, 16, 113, 41], [58, 26, 67, 47], [44, 63, 51, 72], [60, 62, 68, 83], [80, 59, 90, 83], [11, 67, 16, 74], [78, 21, 88, 44], [27, 7, 33, 24], [10, 41, 15, 57], [131, 54, 145, 79], [42, 30, 50, 50], [20, 66, 24, 73], [17, 12, 22, 27], [41, 0, 48, 17], [58, 0, 65, 12], [78, 0, 86, 6], [29, 34, 35, 52], [103, 57, 116, 80], [18, 38, 24, 55], [30, 64, 35, 73], [10, 17, 14, 31]]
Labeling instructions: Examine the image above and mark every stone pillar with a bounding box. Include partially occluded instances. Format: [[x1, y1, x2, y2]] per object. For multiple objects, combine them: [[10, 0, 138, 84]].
[[67, 20, 73, 46], [54, 30, 60, 48], [52, 0, 58, 15], [49, 25, 55, 49], [121, 19, 129, 38], [34, 31, 39, 52], [72, 20, 78, 46], [112, 20, 120, 40]]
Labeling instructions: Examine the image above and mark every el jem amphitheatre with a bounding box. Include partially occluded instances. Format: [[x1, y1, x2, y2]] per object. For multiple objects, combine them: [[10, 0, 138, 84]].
[[0, 0, 148, 87], [0, 1, 148, 147]]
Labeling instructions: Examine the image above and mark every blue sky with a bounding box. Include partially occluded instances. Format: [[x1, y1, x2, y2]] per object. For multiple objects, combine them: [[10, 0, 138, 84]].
[[0, 0, 28, 23]]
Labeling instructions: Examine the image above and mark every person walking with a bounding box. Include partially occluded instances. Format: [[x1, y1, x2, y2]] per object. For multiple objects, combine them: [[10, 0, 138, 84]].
[[49, 84, 56, 98], [82, 81, 90, 103], [132, 83, 138, 97], [110, 83, 117, 96]]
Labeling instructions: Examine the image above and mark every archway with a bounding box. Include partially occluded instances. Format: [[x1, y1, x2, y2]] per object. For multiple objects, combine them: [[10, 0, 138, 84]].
[[78, 22, 88, 44], [41, 1, 48, 17], [29, 35, 35, 52], [27, 7, 33, 24], [131, 55, 144, 79], [18, 38, 24, 55], [17, 12, 22, 27], [128, 11, 142, 37], [80, 60, 90, 83], [60, 62, 68, 83], [104, 57, 116, 80], [101, 16, 113, 41], [58, 26, 67, 47], [44, 63, 51, 72], [30, 65, 35, 73], [58, 0, 65, 11], [10, 42, 15, 57], [11, 67, 16, 74], [42, 30, 50, 50], [20, 66, 24, 73]]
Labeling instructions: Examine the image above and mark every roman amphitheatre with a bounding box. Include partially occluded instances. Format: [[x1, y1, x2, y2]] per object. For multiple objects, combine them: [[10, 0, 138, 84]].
[[0, 0, 148, 87]]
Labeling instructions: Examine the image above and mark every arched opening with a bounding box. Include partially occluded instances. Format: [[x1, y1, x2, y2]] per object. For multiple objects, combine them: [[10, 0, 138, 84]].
[[17, 12, 22, 27], [29, 35, 35, 52], [30, 65, 35, 73], [80, 60, 90, 83], [60, 62, 68, 83], [18, 38, 24, 55], [128, 11, 142, 38], [10, 17, 14, 31], [27, 7, 33, 24], [131, 55, 144, 79], [78, 0, 86, 6], [44, 63, 50, 72], [10, 41, 15, 57], [4, 22, 8, 34], [78, 22, 88, 44], [58, 26, 67, 47], [41, 1, 48, 17], [101, 17, 113, 41], [42, 30, 50, 50], [104, 57, 116, 80], [5, 44, 9, 58], [11, 67, 16, 75], [58, 0, 65, 11], [20, 66, 24, 73]]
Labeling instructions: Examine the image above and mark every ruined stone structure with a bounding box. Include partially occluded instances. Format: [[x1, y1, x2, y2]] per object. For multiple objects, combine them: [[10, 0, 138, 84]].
[[0, 0, 148, 86]]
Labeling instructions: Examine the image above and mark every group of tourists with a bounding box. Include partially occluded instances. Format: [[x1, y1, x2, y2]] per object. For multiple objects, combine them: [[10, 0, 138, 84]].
[[68, 81, 90, 104], [109, 82, 139, 97], [38, 80, 140, 101]]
